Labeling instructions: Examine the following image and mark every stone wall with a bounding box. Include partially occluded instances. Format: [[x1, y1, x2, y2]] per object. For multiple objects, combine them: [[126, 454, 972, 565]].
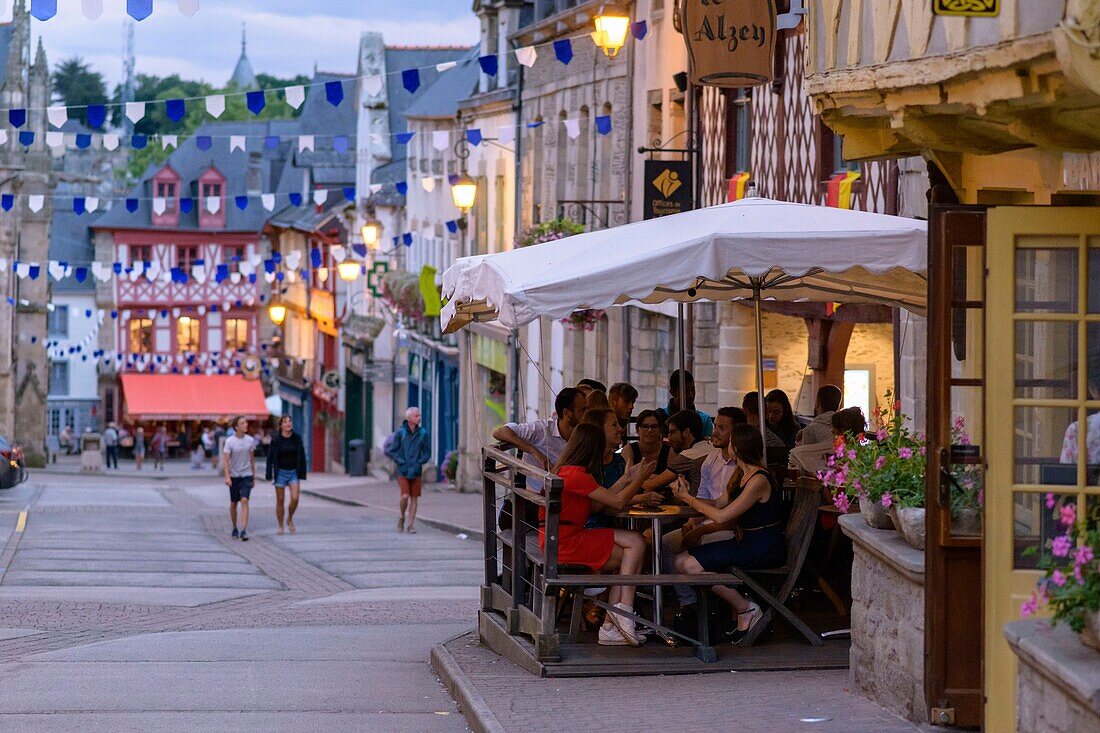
[[839, 514, 927, 724], [1006, 620, 1100, 733]]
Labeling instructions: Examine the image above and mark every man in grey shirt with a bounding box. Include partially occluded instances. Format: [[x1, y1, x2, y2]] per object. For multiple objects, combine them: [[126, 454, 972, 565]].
[[222, 416, 257, 541], [492, 387, 587, 493]]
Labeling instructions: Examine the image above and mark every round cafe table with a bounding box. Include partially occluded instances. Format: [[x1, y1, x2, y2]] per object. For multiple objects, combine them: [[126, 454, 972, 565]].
[[612, 503, 700, 640]]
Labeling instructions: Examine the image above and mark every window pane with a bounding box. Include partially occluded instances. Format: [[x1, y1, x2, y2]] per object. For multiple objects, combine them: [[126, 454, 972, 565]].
[[1089, 243, 1100, 314], [1014, 406, 1078, 484], [177, 318, 199, 352], [1015, 242, 1078, 313], [1015, 321, 1077, 399], [1014, 492, 1077, 570]]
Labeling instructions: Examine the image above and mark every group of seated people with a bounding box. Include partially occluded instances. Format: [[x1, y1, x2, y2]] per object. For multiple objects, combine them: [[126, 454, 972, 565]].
[[492, 371, 866, 648]]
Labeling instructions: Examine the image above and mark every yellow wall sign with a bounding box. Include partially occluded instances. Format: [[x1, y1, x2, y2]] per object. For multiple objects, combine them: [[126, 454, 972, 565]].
[[932, 0, 999, 17]]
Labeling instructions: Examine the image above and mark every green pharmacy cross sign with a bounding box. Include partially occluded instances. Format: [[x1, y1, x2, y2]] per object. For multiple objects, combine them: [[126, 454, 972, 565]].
[[367, 261, 389, 298]]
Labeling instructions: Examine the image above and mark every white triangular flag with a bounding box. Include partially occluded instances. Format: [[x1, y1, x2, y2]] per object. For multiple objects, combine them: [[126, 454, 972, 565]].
[[161, 271, 172, 284], [152, 197, 167, 215], [14, 263, 29, 279], [171, 307, 181, 318], [230, 135, 245, 152], [82, 0, 103, 19], [285, 85, 305, 109], [28, 195, 44, 213], [369, 183, 383, 194], [230, 272, 242, 284], [206, 94, 225, 118], [92, 263, 110, 282], [47, 106, 68, 129], [192, 265, 207, 284], [130, 267, 142, 283], [436, 61, 457, 72], [285, 250, 302, 269], [564, 118, 581, 139], [498, 125, 515, 145], [264, 271, 276, 284], [125, 101, 145, 124], [147, 309, 157, 319], [45, 131, 64, 148], [103, 133, 119, 151], [0, 130, 9, 146], [0, 258, 6, 272], [261, 193, 275, 211], [49, 261, 66, 281], [362, 75, 383, 97], [206, 196, 221, 214], [286, 270, 298, 283], [515, 46, 537, 67], [313, 189, 328, 206], [238, 260, 255, 276], [86, 197, 99, 213], [297, 135, 315, 152], [161, 134, 178, 150], [421, 177, 436, 193], [331, 245, 346, 263], [178, 0, 199, 17], [145, 262, 159, 281], [197, 306, 206, 316], [432, 130, 449, 151]]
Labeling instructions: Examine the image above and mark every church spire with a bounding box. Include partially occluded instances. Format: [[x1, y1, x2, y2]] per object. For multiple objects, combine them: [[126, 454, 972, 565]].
[[229, 21, 257, 89]]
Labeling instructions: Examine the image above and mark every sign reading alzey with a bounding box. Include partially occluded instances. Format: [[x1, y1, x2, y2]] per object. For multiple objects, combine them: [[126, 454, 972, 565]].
[[681, 0, 776, 88]]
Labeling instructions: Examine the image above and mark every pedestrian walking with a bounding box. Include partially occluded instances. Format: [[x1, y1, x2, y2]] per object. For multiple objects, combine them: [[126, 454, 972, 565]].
[[133, 427, 146, 471], [102, 422, 119, 469], [201, 427, 216, 469], [265, 415, 307, 534], [223, 416, 256, 541], [384, 407, 431, 533], [151, 426, 168, 470]]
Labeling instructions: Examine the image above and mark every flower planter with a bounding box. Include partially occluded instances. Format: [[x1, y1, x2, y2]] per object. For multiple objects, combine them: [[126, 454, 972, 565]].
[[1081, 610, 1100, 652], [951, 507, 982, 536], [889, 506, 926, 550], [859, 499, 895, 530]]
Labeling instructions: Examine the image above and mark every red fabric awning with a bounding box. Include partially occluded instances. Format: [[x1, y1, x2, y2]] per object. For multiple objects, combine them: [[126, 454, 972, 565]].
[[121, 374, 270, 421]]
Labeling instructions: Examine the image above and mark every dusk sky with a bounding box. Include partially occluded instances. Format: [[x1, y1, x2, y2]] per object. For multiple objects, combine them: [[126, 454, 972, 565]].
[[8, 0, 478, 88]]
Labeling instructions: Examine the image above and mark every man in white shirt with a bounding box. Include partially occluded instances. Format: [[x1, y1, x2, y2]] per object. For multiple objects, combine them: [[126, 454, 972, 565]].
[[492, 387, 587, 493], [644, 410, 715, 493], [222, 416, 257, 542]]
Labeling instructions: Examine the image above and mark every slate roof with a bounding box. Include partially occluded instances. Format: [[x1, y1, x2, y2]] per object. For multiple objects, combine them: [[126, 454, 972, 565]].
[[404, 48, 481, 120], [49, 209, 100, 293], [382, 47, 472, 137]]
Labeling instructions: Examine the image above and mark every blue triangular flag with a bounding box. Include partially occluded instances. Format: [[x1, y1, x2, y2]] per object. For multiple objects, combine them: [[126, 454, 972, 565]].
[[352, 244, 366, 257], [595, 115, 612, 135], [466, 129, 482, 146], [215, 264, 228, 283], [235, 195, 248, 210], [395, 182, 408, 196], [8, 109, 25, 128], [554, 39, 573, 65], [30, 0, 57, 21], [289, 192, 303, 207], [75, 133, 91, 149], [18, 131, 34, 147], [343, 186, 355, 202], [527, 120, 545, 128], [131, 134, 147, 149], [392, 236, 399, 247], [448, 174, 460, 186], [402, 233, 413, 246], [112, 262, 123, 274], [264, 259, 275, 274], [271, 251, 281, 264], [165, 98, 186, 122], [264, 135, 279, 149], [479, 55, 499, 76], [445, 220, 458, 234], [325, 80, 344, 107], [180, 197, 193, 213], [333, 135, 349, 153], [248, 273, 256, 283], [75, 268, 88, 283], [84, 309, 92, 318], [127, 0, 152, 21], [126, 198, 139, 213], [196, 135, 212, 151], [28, 265, 40, 280], [73, 197, 86, 215], [2, 194, 14, 211], [632, 21, 647, 40], [402, 69, 420, 94], [395, 132, 414, 145], [110, 311, 118, 319], [246, 90, 266, 115], [275, 271, 285, 282], [310, 248, 322, 268], [87, 104, 107, 128]]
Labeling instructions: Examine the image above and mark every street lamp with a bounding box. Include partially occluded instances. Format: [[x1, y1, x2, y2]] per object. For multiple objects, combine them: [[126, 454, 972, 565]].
[[450, 174, 477, 213], [361, 218, 382, 252], [268, 302, 287, 326], [336, 256, 361, 282], [592, 13, 630, 58]]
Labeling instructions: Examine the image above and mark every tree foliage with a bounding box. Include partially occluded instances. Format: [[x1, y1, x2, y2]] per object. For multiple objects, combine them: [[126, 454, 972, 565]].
[[51, 57, 109, 126]]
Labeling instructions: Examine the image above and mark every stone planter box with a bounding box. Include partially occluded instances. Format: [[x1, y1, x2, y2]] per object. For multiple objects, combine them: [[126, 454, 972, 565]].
[[839, 513, 927, 724], [1005, 620, 1100, 733]]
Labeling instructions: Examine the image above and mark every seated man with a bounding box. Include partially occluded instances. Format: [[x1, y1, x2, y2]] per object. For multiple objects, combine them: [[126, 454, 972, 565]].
[[644, 410, 715, 494], [608, 382, 638, 440], [661, 407, 746, 621], [797, 384, 842, 446], [743, 392, 788, 461], [656, 370, 714, 439], [790, 405, 867, 477], [491, 387, 587, 493]]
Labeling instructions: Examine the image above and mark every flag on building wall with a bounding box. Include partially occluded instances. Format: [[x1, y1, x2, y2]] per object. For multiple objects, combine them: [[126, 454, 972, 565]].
[[727, 172, 751, 201], [826, 169, 861, 209]]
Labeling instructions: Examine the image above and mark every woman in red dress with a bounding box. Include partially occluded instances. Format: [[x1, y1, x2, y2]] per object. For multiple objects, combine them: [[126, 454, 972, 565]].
[[540, 423, 655, 646]]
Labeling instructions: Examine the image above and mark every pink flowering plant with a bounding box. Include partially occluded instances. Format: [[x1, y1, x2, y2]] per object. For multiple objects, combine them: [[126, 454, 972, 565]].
[[561, 308, 605, 332], [1021, 497, 1100, 633], [516, 217, 585, 248]]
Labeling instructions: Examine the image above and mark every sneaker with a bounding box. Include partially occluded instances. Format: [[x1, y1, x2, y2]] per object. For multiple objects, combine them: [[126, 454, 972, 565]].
[[606, 603, 643, 647], [598, 623, 631, 646], [239, 530, 249, 542], [231, 528, 239, 540]]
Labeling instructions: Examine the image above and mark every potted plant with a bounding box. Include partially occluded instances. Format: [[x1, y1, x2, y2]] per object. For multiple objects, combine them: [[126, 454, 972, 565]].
[[515, 217, 585, 248], [949, 417, 984, 536], [561, 308, 605, 332], [1022, 497, 1100, 651]]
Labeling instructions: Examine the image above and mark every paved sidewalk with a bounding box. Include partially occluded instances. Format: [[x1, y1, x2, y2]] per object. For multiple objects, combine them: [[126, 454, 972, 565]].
[[433, 632, 937, 733]]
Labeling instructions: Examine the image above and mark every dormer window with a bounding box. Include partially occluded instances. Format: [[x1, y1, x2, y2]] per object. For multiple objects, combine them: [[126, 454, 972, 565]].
[[197, 166, 227, 228], [156, 181, 177, 210], [151, 164, 181, 227]]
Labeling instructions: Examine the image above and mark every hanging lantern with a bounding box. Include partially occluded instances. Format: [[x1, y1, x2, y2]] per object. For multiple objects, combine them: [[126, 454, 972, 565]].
[[361, 219, 382, 251], [450, 174, 477, 213], [336, 257, 361, 282], [592, 13, 630, 58], [268, 302, 287, 326]]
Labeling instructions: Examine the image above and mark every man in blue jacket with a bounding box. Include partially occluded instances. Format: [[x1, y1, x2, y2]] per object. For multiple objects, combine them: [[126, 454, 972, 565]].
[[385, 407, 432, 533]]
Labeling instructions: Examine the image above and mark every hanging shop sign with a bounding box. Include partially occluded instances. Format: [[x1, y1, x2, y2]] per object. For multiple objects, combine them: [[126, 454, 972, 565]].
[[932, 0, 998, 17], [680, 0, 776, 88], [644, 160, 694, 219]]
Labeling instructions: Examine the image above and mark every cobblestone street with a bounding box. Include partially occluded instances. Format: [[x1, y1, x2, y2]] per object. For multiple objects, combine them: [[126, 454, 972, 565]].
[[0, 470, 481, 731]]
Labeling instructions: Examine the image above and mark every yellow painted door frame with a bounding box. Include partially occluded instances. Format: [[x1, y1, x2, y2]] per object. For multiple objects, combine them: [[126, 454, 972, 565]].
[[985, 206, 1100, 732]]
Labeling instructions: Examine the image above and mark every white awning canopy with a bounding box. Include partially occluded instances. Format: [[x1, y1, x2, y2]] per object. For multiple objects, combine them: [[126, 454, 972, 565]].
[[441, 197, 928, 333]]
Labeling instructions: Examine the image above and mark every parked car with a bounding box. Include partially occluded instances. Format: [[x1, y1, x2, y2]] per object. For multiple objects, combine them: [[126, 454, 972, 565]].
[[0, 437, 27, 489]]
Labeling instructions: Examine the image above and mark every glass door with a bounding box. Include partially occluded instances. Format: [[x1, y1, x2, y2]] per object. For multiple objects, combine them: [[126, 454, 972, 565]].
[[984, 207, 1100, 732]]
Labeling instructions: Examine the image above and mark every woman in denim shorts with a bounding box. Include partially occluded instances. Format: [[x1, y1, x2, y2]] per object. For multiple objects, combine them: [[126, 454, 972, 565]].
[[265, 415, 307, 534]]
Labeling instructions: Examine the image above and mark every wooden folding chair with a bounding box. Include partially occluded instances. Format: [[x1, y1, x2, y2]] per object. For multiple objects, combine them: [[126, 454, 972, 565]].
[[729, 484, 824, 646]]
